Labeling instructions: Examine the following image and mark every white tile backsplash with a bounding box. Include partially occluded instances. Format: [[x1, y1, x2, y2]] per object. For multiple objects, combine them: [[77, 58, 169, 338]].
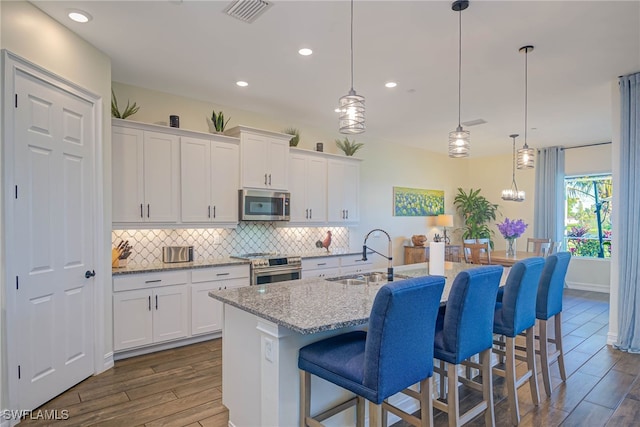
[[112, 224, 349, 266]]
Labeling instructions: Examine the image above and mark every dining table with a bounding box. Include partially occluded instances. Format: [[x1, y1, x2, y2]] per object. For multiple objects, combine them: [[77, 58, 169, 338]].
[[488, 250, 543, 267]]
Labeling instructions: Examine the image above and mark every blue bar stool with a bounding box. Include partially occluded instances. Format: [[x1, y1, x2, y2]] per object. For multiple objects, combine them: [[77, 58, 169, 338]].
[[492, 258, 545, 426], [535, 252, 571, 397], [432, 265, 503, 427], [298, 276, 445, 427]]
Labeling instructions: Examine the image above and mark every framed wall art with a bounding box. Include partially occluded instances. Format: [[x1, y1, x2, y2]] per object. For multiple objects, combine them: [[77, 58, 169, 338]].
[[393, 186, 444, 217]]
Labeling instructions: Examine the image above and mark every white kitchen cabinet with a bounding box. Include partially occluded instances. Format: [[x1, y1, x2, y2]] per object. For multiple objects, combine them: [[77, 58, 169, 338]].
[[227, 126, 289, 190], [191, 265, 249, 336], [289, 150, 327, 223], [339, 254, 373, 276], [181, 136, 239, 224], [113, 271, 189, 351], [112, 123, 179, 223], [327, 158, 360, 223], [301, 257, 341, 279]]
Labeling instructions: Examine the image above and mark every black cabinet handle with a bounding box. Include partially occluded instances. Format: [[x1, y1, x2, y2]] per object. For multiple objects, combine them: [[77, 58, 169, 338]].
[[268, 174, 272, 185], [264, 174, 268, 185], [216, 272, 230, 276], [140, 204, 143, 218], [147, 204, 150, 218], [213, 206, 216, 218], [155, 295, 158, 310], [309, 208, 312, 219], [85, 270, 96, 279], [208, 206, 211, 218], [305, 209, 309, 219], [148, 296, 151, 311]]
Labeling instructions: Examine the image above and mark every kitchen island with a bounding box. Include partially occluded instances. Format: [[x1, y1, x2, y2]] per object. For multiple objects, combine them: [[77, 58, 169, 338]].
[[209, 262, 503, 427]]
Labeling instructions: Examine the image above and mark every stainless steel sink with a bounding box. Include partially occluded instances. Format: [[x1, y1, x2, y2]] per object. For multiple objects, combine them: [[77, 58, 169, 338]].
[[334, 278, 367, 286]]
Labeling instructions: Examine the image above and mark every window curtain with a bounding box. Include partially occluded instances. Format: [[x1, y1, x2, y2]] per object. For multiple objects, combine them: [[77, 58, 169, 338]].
[[616, 72, 640, 353], [534, 147, 565, 245]]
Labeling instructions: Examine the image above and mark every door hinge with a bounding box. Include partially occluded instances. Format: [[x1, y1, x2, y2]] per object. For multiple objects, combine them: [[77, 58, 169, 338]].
[[16, 276, 19, 290], [15, 94, 18, 108], [18, 365, 21, 379]]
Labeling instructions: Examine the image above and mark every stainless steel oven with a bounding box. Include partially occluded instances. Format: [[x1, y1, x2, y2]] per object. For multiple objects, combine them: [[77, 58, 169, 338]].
[[239, 189, 290, 221], [231, 253, 302, 285]]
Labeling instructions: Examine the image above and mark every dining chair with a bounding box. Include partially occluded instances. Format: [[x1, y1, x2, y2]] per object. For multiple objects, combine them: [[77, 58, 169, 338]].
[[463, 242, 491, 265], [432, 265, 503, 427], [540, 242, 551, 257], [534, 252, 572, 397], [492, 257, 545, 426], [526, 238, 551, 256], [550, 241, 562, 255], [298, 276, 445, 427]]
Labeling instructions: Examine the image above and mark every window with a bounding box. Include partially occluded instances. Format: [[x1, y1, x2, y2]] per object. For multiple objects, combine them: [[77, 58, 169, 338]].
[[564, 175, 612, 258]]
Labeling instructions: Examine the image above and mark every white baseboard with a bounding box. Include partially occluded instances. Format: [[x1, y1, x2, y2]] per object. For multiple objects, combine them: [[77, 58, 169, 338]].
[[114, 332, 221, 360], [566, 280, 610, 294], [102, 352, 114, 372]]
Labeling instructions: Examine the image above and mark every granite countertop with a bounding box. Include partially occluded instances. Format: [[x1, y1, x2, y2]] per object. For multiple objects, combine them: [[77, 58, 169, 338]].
[[112, 258, 250, 276], [209, 262, 507, 335]]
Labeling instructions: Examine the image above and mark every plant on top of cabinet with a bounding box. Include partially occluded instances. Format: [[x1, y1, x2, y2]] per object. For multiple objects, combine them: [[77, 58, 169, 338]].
[[283, 127, 300, 147], [111, 89, 140, 119], [211, 109, 231, 133], [335, 136, 364, 156]]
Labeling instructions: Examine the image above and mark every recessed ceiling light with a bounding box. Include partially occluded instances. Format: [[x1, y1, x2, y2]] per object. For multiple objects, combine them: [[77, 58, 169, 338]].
[[298, 48, 313, 56], [68, 10, 92, 23], [385, 82, 397, 88], [236, 81, 248, 87]]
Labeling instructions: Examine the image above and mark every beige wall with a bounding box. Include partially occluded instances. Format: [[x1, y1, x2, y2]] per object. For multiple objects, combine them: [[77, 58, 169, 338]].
[[565, 143, 612, 176], [1, 0, 112, 409]]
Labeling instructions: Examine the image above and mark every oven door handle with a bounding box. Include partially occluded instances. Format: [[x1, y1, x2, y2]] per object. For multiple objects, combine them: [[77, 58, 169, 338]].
[[253, 266, 302, 276]]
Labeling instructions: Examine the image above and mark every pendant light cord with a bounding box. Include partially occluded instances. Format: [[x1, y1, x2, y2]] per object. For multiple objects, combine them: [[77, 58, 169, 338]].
[[524, 48, 528, 146], [511, 136, 519, 192], [457, 7, 462, 127], [350, 0, 354, 91]]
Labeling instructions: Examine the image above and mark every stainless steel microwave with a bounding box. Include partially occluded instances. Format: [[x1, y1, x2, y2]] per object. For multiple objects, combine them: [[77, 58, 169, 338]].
[[239, 189, 290, 221]]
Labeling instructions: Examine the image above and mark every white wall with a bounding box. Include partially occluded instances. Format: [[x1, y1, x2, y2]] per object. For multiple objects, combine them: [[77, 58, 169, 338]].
[[1, 0, 112, 410]]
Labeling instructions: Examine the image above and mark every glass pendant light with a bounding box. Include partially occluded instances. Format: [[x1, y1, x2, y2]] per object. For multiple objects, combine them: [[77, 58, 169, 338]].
[[517, 45, 535, 169], [338, 0, 365, 134], [448, 0, 470, 158], [502, 134, 525, 202]]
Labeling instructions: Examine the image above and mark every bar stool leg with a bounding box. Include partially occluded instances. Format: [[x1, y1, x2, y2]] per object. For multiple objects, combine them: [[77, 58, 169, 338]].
[[505, 337, 520, 426], [555, 313, 567, 381], [539, 319, 552, 397], [370, 401, 383, 427], [480, 349, 495, 427], [420, 377, 434, 427], [525, 327, 540, 405], [300, 370, 311, 427], [447, 362, 460, 427]]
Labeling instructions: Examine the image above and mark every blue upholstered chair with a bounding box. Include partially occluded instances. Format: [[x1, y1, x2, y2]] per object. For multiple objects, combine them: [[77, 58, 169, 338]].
[[298, 276, 445, 427], [432, 265, 503, 427], [492, 257, 545, 426], [535, 252, 571, 397]]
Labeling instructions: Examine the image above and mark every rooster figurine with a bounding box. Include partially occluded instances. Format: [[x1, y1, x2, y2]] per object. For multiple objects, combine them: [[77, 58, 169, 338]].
[[315, 231, 332, 252]]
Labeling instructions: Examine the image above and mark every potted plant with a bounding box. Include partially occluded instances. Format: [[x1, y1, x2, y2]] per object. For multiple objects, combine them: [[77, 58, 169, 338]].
[[210, 109, 230, 133], [283, 127, 300, 147], [335, 137, 364, 156], [111, 89, 140, 119], [453, 188, 499, 241]]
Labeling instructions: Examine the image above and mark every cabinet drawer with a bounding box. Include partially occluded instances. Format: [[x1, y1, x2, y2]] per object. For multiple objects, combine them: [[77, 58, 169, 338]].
[[191, 265, 250, 283], [340, 254, 373, 268], [302, 257, 340, 271], [114, 270, 189, 292]]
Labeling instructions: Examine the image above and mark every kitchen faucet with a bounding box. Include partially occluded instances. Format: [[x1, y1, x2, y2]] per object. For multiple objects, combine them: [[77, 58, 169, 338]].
[[362, 229, 394, 281]]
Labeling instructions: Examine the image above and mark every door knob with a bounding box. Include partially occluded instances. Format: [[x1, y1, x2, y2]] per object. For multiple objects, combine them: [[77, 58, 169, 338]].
[[85, 270, 96, 279]]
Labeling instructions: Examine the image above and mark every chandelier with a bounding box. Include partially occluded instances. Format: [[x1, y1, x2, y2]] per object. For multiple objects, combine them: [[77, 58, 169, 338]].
[[502, 134, 525, 202], [338, 0, 365, 134]]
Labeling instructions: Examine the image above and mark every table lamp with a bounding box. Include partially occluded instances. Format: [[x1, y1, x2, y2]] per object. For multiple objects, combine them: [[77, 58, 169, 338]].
[[436, 214, 454, 244]]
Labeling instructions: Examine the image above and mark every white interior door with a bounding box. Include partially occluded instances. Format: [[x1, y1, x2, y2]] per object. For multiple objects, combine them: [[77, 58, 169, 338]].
[[13, 69, 96, 410]]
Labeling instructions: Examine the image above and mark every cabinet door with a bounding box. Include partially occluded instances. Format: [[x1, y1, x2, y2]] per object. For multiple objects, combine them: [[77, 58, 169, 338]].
[[113, 289, 152, 351], [143, 131, 179, 222], [327, 160, 346, 222], [181, 137, 211, 222], [306, 156, 327, 222], [288, 154, 308, 222], [241, 133, 269, 188], [112, 126, 144, 222], [266, 137, 289, 190], [152, 285, 189, 343], [341, 162, 359, 221], [211, 141, 239, 223], [191, 282, 223, 335], [302, 267, 341, 279]]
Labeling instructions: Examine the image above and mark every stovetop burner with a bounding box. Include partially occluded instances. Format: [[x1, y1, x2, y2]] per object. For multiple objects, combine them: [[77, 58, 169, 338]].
[[231, 252, 302, 269]]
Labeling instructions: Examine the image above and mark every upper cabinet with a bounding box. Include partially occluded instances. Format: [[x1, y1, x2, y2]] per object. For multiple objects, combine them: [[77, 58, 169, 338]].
[[289, 150, 327, 223], [112, 124, 179, 223], [327, 158, 360, 223], [226, 126, 289, 191], [180, 136, 239, 224]]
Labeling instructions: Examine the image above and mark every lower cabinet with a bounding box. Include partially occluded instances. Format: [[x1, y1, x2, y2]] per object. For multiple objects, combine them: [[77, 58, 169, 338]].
[[113, 280, 189, 351], [191, 265, 250, 336], [301, 257, 341, 279], [339, 254, 373, 276]]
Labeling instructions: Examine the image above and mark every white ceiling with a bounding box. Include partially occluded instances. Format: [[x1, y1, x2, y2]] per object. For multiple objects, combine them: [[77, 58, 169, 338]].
[[34, 1, 640, 157]]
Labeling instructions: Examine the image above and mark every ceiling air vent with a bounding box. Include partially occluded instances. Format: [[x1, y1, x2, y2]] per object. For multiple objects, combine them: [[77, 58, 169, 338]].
[[461, 119, 487, 127], [223, 0, 273, 23]]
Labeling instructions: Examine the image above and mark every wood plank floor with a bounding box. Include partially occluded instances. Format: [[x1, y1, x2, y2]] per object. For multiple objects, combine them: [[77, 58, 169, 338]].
[[20, 289, 640, 426]]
